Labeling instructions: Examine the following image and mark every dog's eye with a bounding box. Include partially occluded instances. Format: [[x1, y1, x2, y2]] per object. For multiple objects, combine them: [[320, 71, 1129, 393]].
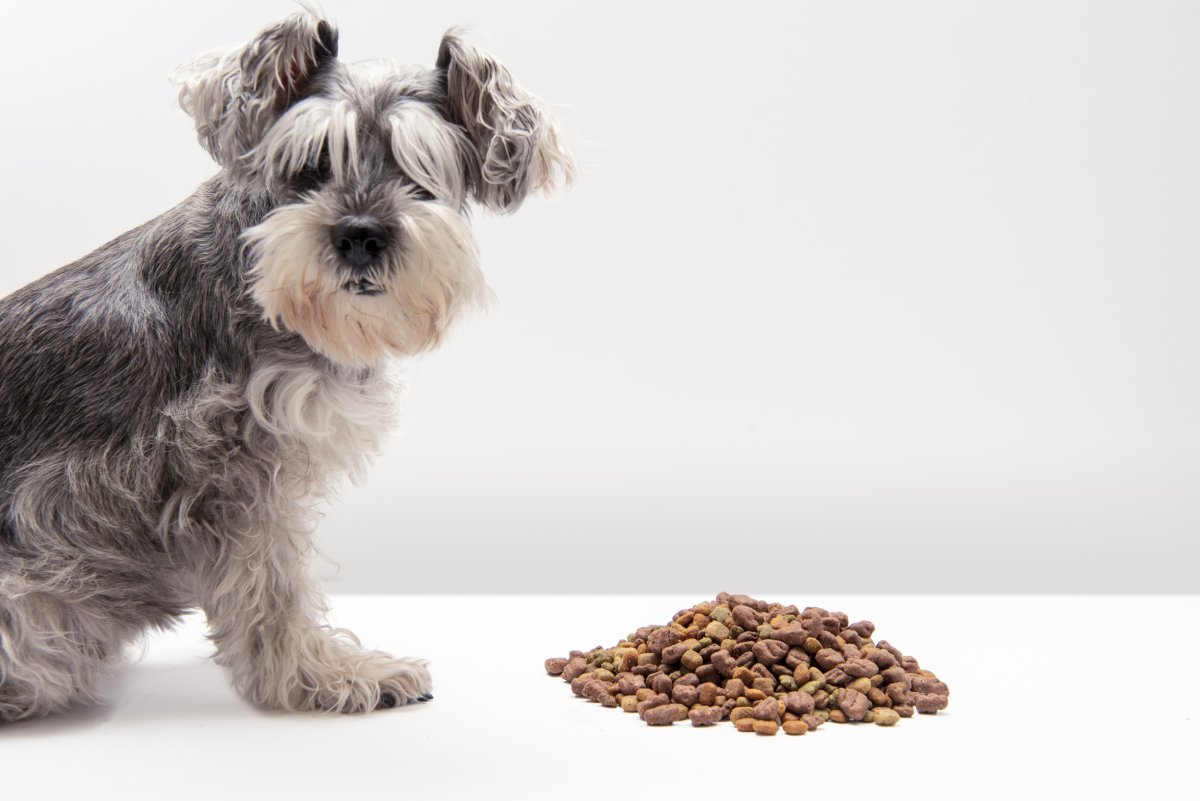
[[292, 151, 333, 191], [410, 184, 435, 201]]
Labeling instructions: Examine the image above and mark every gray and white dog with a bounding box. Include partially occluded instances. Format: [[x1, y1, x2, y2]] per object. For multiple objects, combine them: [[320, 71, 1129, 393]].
[[0, 11, 572, 722]]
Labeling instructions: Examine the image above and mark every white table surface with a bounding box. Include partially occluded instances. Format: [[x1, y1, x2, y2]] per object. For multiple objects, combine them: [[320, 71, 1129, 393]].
[[1, 594, 1196, 800]]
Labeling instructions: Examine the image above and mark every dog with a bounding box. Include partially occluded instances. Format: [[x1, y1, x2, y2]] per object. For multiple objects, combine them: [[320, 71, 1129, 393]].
[[0, 11, 572, 721]]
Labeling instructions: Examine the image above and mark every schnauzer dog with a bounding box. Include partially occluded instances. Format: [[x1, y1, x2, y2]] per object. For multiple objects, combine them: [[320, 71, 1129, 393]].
[[0, 12, 572, 721]]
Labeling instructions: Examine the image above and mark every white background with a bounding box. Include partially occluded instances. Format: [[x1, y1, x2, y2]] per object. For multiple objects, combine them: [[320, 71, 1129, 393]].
[[1, 1, 1197, 593]]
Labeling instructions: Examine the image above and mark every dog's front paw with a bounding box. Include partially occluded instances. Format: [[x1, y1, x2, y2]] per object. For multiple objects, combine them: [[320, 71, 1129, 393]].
[[374, 657, 434, 710]]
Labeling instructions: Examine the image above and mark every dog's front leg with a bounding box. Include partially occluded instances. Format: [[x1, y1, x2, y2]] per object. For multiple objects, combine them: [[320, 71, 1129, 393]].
[[195, 517, 431, 713]]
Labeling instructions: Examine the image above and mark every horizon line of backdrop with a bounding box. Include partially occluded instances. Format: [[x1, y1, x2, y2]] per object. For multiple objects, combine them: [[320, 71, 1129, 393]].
[[1, 0, 1196, 593]]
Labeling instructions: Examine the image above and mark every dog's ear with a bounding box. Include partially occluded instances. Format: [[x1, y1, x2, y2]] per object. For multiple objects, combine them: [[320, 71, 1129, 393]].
[[177, 13, 338, 175], [436, 30, 574, 213]]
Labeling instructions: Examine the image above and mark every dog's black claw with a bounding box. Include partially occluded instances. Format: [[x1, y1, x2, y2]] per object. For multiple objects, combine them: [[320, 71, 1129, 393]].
[[378, 692, 398, 709]]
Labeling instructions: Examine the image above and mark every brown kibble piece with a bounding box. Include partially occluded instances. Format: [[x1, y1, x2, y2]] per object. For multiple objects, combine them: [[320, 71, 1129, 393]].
[[838, 687, 870, 722], [734, 717, 756, 732], [544, 657, 568, 675], [560, 657, 588, 682], [643, 704, 680, 725], [752, 697, 780, 722], [688, 705, 723, 726], [814, 648, 845, 670], [752, 639, 790, 665], [671, 684, 699, 707], [915, 693, 949, 714]]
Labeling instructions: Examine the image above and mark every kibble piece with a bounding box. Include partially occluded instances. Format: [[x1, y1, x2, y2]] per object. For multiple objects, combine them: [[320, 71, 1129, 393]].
[[783, 691, 815, 715], [782, 720, 809, 736], [867, 687, 891, 708], [752, 697, 780, 722], [620, 695, 639, 713], [915, 693, 949, 714], [680, 649, 704, 671], [636, 693, 670, 717], [800, 713, 824, 730], [643, 705, 681, 726], [689, 705, 724, 727], [544, 657, 568, 675], [752, 719, 779, 736], [561, 657, 588, 682], [646, 627, 680, 656], [661, 641, 691, 665], [838, 688, 870, 722], [734, 717, 756, 732], [732, 605, 761, 630], [729, 706, 756, 722], [873, 707, 900, 726], [814, 648, 845, 670], [671, 684, 699, 707], [710, 650, 737, 678]]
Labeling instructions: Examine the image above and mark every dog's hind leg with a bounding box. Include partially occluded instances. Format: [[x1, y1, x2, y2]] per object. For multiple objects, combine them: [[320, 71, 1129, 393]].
[[0, 588, 115, 723]]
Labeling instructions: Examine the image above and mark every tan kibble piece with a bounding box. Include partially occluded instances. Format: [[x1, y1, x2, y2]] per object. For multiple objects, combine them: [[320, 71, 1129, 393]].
[[729, 707, 755, 722], [752, 719, 779, 736], [734, 717, 756, 732], [782, 720, 809, 736], [620, 695, 639, 713]]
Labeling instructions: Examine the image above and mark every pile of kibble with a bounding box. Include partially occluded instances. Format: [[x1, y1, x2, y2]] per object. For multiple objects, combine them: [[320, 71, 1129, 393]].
[[544, 593, 950, 735]]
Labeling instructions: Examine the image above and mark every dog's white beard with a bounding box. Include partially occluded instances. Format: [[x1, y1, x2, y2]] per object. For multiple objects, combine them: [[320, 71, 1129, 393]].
[[244, 201, 489, 367]]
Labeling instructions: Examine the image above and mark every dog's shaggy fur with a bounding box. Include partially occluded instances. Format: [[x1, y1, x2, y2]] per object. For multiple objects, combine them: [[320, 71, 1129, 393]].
[[0, 12, 572, 722]]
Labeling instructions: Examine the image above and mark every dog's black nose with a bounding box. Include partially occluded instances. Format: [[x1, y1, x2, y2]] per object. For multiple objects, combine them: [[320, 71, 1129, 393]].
[[330, 221, 388, 269]]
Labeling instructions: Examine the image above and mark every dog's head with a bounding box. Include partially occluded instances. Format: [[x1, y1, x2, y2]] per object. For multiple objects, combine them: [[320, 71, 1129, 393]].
[[176, 13, 573, 367]]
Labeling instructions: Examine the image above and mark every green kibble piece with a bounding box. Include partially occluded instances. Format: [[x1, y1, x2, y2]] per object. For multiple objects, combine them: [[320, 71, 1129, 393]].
[[711, 606, 731, 623], [756, 624, 775, 639], [593, 668, 615, 682], [815, 710, 830, 721], [778, 675, 797, 691], [696, 637, 713, 649], [873, 707, 900, 726], [704, 621, 731, 641], [729, 626, 744, 637], [863, 710, 875, 723], [799, 681, 821, 694]]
